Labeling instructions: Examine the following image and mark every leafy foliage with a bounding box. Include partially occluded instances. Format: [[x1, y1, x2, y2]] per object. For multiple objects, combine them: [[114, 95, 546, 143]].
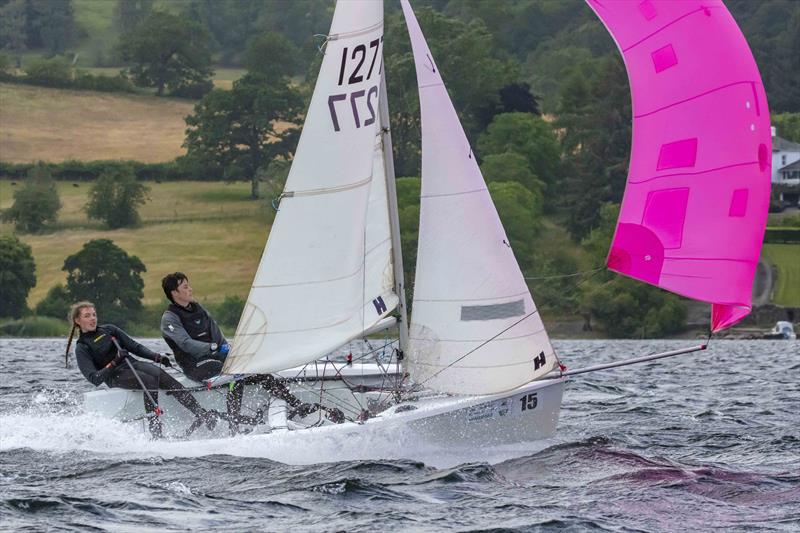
[[584, 278, 688, 338], [117, 10, 213, 96], [556, 54, 631, 239], [480, 152, 543, 203], [34, 284, 71, 319], [243, 33, 300, 82], [383, 7, 519, 176], [772, 112, 800, 143], [579, 203, 687, 337], [728, 0, 800, 113], [488, 181, 541, 271], [114, 0, 154, 33], [86, 165, 150, 229], [477, 112, 560, 196], [0, 234, 36, 318], [24, 55, 72, 86], [0, 0, 75, 56], [211, 295, 245, 329], [396, 177, 421, 306], [1, 164, 61, 232], [184, 73, 303, 198], [63, 239, 146, 326]]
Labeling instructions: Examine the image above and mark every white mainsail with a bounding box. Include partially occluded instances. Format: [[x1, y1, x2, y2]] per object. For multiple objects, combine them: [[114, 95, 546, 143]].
[[224, 1, 397, 374], [401, 0, 556, 395]]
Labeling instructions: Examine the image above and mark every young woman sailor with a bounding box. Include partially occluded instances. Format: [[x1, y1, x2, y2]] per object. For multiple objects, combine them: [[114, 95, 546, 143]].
[[67, 301, 220, 438]]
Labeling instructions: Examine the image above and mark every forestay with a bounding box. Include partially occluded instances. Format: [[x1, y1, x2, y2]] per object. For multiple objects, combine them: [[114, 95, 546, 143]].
[[401, 0, 555, 396], [587, 0, 771, 332], [224, 1, 397, 374]]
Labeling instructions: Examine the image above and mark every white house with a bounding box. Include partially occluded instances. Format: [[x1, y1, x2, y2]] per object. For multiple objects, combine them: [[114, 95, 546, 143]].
[[772, 126, 800, 186]]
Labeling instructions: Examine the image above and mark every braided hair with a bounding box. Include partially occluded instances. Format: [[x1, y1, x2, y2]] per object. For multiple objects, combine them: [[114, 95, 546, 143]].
[[65, 301, 94, 368]]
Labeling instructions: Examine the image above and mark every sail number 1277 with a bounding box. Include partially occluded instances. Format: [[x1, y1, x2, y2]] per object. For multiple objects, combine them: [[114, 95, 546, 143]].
[[328, 37, 383, 133]]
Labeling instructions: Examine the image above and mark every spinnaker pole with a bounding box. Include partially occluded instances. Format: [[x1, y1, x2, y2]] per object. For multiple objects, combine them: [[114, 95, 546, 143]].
[[558, 344, 707, 378]]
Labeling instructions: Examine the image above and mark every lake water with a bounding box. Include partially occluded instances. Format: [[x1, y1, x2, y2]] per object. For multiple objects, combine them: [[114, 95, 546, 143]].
[[1, 338, 798, 531]]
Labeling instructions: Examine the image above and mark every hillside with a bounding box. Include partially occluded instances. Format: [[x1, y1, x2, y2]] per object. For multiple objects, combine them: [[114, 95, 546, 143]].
[[0, 181, 270, 307], [0, 83, 192, 163]]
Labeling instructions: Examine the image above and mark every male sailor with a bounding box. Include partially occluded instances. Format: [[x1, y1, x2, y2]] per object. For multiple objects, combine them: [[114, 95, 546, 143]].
[[159, 272, 337, 433]]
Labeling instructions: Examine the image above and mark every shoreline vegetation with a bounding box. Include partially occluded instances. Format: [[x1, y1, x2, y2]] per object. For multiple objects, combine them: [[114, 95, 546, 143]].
[[0, 172, 794, 340], [1, 0, 797, 339]]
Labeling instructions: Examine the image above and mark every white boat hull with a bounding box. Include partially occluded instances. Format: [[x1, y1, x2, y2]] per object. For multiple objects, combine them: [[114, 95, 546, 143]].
[[185, 377, 566, 467], [84, 369, 566, 465]]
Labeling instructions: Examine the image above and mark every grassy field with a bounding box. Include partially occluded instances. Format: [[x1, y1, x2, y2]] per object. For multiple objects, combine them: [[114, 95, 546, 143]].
[[0, 83, 193, 163], [0, 180, 271, 308], [764, 244, 800, 306]]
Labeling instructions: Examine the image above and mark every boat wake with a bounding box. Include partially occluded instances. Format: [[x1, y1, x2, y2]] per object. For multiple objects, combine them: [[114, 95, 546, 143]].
[[1, 393, 558, 468]]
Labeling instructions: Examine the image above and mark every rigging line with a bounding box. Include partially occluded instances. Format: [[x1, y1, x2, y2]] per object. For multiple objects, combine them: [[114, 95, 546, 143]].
[[417, 308, 543, 388], [523, 266, 605, 281], [202, 372, 364, 421], [313, 34, 329, 54], [325, 358, 367, 414], [415, 266, 606, 390]]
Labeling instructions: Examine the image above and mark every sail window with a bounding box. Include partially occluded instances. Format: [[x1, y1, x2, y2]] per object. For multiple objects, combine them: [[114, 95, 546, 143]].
[[728, 188, 749, 217], [651, 44, 678, 73], [461, 300, 525, 321], [642, 188, 689, 249], [657, 138, 698, 170], [639, 1, 658, 21]]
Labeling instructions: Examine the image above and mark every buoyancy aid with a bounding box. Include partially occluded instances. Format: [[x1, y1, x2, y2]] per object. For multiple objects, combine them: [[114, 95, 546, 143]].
[[163, 303, 218, 377], [77, 326, 118, 369]]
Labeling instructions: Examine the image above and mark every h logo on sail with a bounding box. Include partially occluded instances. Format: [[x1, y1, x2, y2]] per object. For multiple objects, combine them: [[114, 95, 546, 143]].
[[533, 351, 547, 370], [373, 296, 387, 315]]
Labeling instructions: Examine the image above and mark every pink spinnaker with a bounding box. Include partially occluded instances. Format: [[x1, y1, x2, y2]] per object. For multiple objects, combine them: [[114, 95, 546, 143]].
[[586, 0, 772, 332]]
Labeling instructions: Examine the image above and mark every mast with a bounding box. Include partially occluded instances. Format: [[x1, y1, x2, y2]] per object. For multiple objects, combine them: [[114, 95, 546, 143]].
[[379, 69, 410, 359]]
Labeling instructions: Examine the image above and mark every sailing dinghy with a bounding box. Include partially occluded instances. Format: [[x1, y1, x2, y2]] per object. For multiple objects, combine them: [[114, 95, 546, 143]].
[[82, 0, 769, 464], [85, 0, 566, 448]]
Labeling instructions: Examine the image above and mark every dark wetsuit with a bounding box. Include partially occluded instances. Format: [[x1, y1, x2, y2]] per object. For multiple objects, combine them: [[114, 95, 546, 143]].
[[160, 303, 227, 382], [160, 303, 307, 433], [75, 324, 211, 437]]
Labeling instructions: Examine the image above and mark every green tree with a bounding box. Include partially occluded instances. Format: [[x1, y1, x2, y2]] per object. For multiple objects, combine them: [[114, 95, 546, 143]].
[[114, 0, 154, 33], [86, 165, 149, 229], [212, 295, 245, 329], [488, 181, 541, 271], [480, 152, 544, 205], [1, 164, 61, 232], [0, 234, 36, 318], [579, 203, 687, 337], [396, 177, 420, 307], [24, 55, 71, 86], [382, 8, 519, 176], [184, 73, 303, 199], [243, 32, 299, 82], [0, 0, 27, 64], [772, 112, 800, 143], [477, 113, 561, 198], [63, 239, 146, 326], [117, 10, 213, 96], [35, 283, 70, 319], [24, 0, 75, 56], [556, 54, 631, 239]]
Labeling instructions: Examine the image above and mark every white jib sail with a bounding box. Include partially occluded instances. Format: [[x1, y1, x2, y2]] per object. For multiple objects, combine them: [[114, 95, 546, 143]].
[[224, 0, 396, 374], [401, 0, 556, 395]]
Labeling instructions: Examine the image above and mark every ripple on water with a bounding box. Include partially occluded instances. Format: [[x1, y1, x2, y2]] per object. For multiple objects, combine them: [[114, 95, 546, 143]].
[[0, 338, 798, 531]]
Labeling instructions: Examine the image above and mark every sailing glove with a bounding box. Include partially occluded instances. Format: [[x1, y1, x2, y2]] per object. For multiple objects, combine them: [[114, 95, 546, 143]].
[[155, 354, 173, 367], [109, 351, 129, 368], [219, 344, 230, 356]]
